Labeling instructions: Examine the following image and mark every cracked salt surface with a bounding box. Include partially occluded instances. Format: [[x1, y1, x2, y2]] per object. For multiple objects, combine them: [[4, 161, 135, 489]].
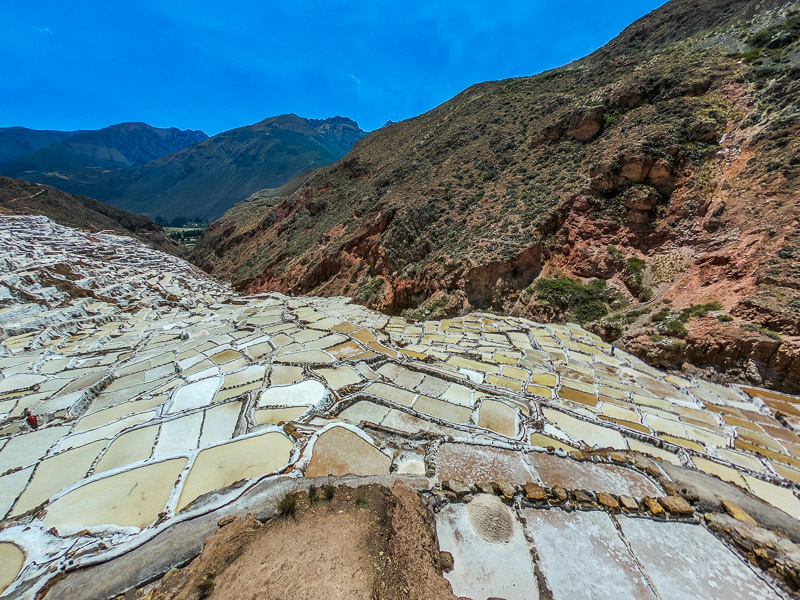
[[618, 517, 782, 599], [437, 499, 538, 600]]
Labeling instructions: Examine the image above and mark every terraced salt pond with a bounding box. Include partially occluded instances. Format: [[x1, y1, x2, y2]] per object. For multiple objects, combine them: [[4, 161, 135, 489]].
[[1, 216, 800, 598]]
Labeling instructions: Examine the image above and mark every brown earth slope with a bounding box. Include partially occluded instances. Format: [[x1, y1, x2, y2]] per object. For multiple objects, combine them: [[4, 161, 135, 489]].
[[0, 176, 183, 255], [193, 0, 800, 393], [145, 483, 456, 600]]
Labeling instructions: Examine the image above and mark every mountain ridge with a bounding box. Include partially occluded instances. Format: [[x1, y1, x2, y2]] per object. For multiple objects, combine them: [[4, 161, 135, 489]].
[[5, 114, 366, 222], [0, 122, 207, 175]]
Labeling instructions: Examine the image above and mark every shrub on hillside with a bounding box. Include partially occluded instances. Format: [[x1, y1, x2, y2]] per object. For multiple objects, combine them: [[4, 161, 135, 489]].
[[534, 277, 610, 323]]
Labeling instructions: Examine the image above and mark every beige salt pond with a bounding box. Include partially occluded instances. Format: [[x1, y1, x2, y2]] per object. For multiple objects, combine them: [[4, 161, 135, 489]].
[[338, 401, 392, 425], [198, 401, 241, 446], [177, 432, 294, 511], [315, 365, 362, 390], [12, 440, 106, 516], [168, 376, 221, 413], [76, 396, 165, 431], [59, 412, 155, 451], [45, 457, 188, 532], [413, 395, 472, 424], [477, 399, 519, 437], [0, 467, 33, 518], [0, 542, 25, 595], [543, 408, 628, 450], [305, 426, 390, 477], [97, 425, 159, 471]]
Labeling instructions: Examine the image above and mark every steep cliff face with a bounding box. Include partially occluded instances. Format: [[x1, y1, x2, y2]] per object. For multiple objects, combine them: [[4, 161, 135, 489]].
[[193, 0, 800, 392]]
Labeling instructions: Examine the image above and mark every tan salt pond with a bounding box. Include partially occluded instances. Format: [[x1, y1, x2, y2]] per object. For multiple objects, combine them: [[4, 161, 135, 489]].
[[477, 399, 518, 437], [315, 365, 362, 390], [96, 425, 159, 472], [45, 457, 187, 532], [305, 426, 390, 477], [270, 366, 305, 385], [242, 341, 273, 360], [0, 542, 25, 595], [208, 349, 244, 364], [177, 432, 293, 510], [12, 440, 106, 515], [529, 433, 578, 453]]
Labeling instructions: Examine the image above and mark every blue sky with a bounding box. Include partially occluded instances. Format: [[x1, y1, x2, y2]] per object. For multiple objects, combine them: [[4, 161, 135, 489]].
[[1, 1, 666, 135]]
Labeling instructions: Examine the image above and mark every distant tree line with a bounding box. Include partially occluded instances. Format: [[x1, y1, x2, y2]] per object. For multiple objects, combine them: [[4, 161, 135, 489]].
[[168, 228, 205, 241], [154, 215, 209, 227]]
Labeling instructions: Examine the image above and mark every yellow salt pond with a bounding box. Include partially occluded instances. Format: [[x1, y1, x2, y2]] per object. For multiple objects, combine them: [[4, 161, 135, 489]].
[[177, 432, 293, 511], [45, 458, 188, 531], [0, 542, 25, 596], [12, 440, 106, 516]]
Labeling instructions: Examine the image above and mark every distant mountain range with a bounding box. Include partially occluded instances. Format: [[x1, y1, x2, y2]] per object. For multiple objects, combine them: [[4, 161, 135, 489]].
[[0, 175, 181, 254], [0, 115, 366, 221], [0, 127, 80, 164], [0, 123, 207, 173]]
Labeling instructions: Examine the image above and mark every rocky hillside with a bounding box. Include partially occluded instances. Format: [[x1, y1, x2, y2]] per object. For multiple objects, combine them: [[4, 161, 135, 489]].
[[0, 176, 182, 254], [193, 0, 800, 393], [7, 115, 367, 222], [0, 122, 207, 175]]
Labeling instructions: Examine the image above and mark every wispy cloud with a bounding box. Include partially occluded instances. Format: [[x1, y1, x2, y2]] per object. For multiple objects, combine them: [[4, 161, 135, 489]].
[[36, 26, 53, 35], [348, 74, 361, 84]]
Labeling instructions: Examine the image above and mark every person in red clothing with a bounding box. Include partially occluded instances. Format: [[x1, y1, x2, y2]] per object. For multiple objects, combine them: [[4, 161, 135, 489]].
[[24, 408, 39, 429]]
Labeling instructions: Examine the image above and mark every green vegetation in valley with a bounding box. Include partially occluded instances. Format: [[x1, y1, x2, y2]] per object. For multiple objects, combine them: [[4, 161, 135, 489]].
[[533, 277, 611, 324], [166, 225, 207, 248]]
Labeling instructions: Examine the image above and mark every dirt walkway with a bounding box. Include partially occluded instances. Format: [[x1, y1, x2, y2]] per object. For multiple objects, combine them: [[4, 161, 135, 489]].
[[146, 482, 456, 600]]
